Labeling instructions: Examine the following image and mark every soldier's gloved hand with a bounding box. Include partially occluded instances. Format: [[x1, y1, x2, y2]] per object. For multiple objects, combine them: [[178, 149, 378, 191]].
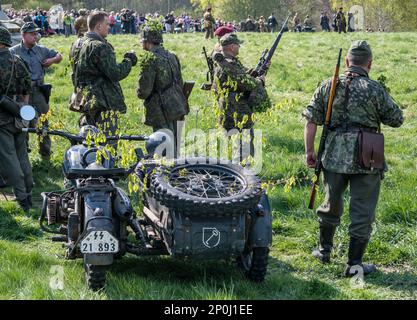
[[124, 51, 138, 66], [257, 75, 266, 86]]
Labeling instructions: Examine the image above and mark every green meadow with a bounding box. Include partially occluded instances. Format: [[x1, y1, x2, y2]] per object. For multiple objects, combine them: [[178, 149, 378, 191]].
[[0, 31, 416, 299]]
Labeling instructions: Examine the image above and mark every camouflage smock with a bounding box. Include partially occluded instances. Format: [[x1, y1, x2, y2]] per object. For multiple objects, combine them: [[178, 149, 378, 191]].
[[213, 52, 269, 130], [73, 32, 132, 115], [136, 46, 188, 127], [204, 12, 216, 29], [0, 48, 31, 126], [302, 66, 404, 174]]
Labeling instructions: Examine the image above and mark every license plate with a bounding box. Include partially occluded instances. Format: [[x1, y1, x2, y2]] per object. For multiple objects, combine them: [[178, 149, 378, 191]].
[[80, 231, 119, 254]]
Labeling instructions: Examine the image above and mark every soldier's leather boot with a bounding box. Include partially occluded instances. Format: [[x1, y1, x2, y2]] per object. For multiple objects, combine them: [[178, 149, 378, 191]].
[[344, 237, 377, 277], [312, 225, 336, 263], [17, 197, 31, 213], [0, 175, 7, 188], [27, 195, 33, 207]]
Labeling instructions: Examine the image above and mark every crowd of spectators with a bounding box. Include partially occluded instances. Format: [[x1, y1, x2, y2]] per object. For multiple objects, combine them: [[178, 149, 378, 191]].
[[3, 7, 216, 36], [3, 6, 246, 37], [3, 6, 369, 37]]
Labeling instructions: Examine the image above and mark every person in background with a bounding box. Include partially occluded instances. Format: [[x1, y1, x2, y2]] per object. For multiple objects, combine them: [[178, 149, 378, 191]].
[[109, 11, 116, 35], [10, 22, 63, 161]]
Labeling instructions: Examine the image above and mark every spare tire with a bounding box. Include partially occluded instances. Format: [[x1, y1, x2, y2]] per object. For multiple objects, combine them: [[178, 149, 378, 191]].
[[148, 157, 262, 216]]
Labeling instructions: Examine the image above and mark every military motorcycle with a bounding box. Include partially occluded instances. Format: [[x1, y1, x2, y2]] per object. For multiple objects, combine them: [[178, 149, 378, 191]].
[[25, 127, 272, 290]]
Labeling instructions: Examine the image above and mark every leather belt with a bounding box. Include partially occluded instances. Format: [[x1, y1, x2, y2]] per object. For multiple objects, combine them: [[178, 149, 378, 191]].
[[31, 79, 44, 87], [330, 126, 378, 133]]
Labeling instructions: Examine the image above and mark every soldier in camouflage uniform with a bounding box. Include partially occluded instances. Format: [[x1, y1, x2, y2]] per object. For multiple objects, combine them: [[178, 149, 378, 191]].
[[303, 41, 404, 276], [74, 9, 88, 37], [0, 27, 33, 212], [204, 7, 216, 39], [213, 26, 234, 54], [70, 11, 137, 138], [213, 33, 270, 160], [258, 16, 268, 32], [336, 7, 347, 34], [136, 26, 188, 157]]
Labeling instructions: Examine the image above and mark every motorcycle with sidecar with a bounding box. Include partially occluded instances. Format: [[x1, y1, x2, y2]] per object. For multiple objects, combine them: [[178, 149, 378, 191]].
[[26, 126, 272, 290]]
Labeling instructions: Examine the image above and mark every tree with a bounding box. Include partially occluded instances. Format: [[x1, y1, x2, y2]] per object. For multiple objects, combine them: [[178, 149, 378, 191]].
[[330, 0, 417, 31]]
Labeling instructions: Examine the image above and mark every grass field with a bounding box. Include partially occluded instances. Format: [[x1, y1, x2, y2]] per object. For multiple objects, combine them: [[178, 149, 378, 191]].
[[0, 31, 416, 300]]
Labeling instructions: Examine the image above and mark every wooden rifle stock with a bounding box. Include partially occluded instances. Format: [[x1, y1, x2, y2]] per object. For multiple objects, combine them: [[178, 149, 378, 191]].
[[308, 48, 343, 210]]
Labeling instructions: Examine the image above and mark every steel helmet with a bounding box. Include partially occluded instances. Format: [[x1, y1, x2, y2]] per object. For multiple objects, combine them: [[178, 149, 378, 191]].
[[0, 27, 12, 47]]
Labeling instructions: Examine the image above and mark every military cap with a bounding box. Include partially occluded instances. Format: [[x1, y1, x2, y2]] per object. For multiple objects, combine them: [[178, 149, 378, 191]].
[[0, 26, 12, 47], [348, 40, 373, 59], [214, 26, 234, 38], [20, 21, 41, 33], [220, 33, 243, 46]]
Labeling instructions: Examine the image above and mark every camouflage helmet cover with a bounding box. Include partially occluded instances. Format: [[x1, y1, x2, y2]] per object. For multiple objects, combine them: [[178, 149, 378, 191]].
[[142, 26, 163, 44], [0, 26, 12, 47]]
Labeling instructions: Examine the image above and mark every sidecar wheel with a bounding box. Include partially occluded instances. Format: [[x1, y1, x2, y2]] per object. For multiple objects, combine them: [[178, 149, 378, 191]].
[[84, 264, 106, 291], [149, 157, 262, 215], [237, 247, 269, 282]]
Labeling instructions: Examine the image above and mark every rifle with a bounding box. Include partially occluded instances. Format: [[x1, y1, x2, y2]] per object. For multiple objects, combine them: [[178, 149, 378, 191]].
[[250, 14, 291, 77], [308, 48, 343, 210], [201, 46, 214, 90]]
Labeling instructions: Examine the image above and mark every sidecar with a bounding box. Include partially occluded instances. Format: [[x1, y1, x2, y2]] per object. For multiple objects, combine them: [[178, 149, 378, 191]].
[[136, 157, 273, 282]]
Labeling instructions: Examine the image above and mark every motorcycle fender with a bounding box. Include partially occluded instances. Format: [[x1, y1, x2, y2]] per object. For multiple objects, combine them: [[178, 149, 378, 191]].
[[113, 187, 133, 221], [83, 192, 115, 266], [248, 193, 273, 248], [84, 253, 113, 266]]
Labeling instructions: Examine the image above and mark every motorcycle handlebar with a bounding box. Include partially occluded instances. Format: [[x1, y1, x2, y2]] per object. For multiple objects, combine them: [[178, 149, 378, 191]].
[[23, 128, 148, 143]]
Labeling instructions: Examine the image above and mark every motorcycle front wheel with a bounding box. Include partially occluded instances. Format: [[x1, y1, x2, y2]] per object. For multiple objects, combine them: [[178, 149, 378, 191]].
[[84, 263, 106, 291]]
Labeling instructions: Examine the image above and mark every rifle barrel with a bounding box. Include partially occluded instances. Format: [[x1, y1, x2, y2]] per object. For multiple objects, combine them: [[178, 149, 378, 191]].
[[255, 14, 290, 75], [263, 14, 290, 62]]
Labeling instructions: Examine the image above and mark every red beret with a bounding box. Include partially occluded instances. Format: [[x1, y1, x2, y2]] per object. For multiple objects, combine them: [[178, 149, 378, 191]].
[[214, 26, 234, 38]]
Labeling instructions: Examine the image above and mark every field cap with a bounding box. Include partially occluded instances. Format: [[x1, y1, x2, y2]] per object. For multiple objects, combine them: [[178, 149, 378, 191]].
[[220, 33, 243, 46], [348, 40, 373, 59], [21, 22, 41, 33]]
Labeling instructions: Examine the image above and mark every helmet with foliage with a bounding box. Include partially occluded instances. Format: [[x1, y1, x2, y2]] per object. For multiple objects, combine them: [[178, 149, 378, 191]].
[[142, 26, 163, 44], [141, 19, 164, 44], [0, 27, 12, 47]]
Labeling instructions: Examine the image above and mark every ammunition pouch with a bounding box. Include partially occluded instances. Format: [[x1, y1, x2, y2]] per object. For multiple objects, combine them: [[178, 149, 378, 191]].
[[39, 84, 52, 104], [357, 129, 384, 171], [0, 95, 22, 118], [158, 82, 188, 122]]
